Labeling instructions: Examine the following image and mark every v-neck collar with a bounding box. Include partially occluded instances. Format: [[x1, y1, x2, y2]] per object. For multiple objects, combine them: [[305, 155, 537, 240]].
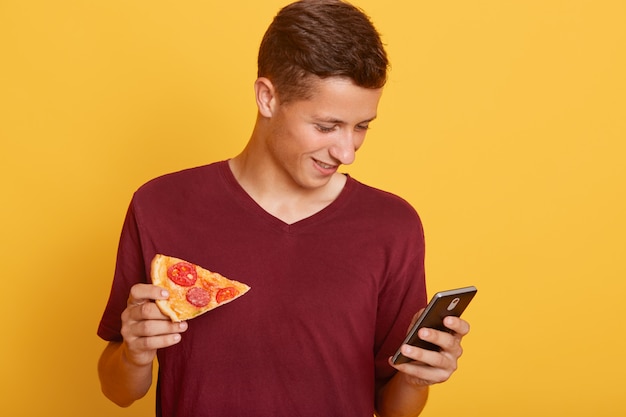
[[217, 160, 355, 233]]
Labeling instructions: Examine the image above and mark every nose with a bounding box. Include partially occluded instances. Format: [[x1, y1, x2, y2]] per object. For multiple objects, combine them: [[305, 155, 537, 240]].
[[329, 131, 358, 165]]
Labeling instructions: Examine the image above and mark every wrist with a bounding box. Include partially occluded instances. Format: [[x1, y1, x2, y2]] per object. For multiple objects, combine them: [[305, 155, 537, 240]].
[[120, 343, 154, 369], [398, 370, 431, 392]]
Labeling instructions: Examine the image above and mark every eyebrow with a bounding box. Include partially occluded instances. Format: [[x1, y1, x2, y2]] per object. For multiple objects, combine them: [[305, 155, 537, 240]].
[[315, 115, 378, 125]]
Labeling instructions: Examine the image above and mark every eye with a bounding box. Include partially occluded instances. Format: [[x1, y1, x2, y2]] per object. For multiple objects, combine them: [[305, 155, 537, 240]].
[[316, 124, 337, 133], [356, 124, 370, 131]]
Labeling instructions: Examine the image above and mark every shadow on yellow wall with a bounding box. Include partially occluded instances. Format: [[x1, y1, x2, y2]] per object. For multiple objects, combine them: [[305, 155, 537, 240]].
[[1, 1, 624, 416]]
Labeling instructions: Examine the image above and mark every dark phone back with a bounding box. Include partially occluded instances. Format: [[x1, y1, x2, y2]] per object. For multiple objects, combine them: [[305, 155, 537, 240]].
[[392, 286, 477, 364]]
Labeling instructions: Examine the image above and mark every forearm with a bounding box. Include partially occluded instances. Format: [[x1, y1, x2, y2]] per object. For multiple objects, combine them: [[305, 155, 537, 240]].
[[98, 341, 154, 407], [376, 372, 429, 417]]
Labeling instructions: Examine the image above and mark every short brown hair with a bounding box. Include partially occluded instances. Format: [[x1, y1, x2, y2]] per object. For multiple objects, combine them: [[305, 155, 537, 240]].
[[258, 0, 389, 102]]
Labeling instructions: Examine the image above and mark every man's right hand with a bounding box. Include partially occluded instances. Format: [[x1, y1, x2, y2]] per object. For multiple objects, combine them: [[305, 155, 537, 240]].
[[120, 283, 188, 367]]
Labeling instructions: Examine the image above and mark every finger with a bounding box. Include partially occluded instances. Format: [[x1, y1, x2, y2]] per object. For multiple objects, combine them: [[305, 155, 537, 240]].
[[125, 300, 172, 322], [123, 332, 184, 367], [443, 316, 470, 336], [126, 319, 188, 340], [135, 333, 185, 351], [128, 283, 169, 307], [389, 349, 455, 386], [396, 342, 448, 367], [406, 308, 425, 333], [392, 356, 455, 385], [417, 327, 463, 355], [122, 316, 188, 350]]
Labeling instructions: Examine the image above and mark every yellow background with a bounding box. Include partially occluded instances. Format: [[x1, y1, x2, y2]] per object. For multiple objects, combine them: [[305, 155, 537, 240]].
[[1, 0, 625, 416]]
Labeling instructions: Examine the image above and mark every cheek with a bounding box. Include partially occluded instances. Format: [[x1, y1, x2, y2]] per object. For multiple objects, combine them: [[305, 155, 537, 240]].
[[267, 127, 302, 166], [273, 125, 319, 155]]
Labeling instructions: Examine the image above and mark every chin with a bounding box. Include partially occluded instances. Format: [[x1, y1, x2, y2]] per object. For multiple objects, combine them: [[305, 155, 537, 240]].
[[305, 175, 336, 191]]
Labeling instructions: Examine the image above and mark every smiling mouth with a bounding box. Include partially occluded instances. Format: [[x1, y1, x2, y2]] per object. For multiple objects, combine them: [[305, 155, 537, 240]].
[[314, 159, 336, 170]]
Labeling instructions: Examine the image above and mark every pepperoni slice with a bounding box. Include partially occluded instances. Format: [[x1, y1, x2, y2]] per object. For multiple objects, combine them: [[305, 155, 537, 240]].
[[167, 262, 197, 286], [186, 287, 210, 307], [216, 287, 239, 303]]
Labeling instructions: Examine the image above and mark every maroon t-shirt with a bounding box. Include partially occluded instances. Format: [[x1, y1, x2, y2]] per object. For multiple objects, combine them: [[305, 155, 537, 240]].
[[98, 161, 427, 416]]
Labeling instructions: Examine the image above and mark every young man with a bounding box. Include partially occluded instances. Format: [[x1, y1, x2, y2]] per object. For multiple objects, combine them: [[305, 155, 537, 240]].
[[97, 1, 470, 416]]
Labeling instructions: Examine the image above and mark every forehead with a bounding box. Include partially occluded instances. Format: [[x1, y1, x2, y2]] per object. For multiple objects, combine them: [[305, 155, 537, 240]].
[[288, 76, 383, 121]]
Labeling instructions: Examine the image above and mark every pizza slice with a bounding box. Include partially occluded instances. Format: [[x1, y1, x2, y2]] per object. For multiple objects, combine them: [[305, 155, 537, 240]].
[[150, 254, 250, 322]]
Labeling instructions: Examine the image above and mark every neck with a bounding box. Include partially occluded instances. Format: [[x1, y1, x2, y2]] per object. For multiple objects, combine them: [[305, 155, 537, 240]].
[[229, 137, 346, 224]]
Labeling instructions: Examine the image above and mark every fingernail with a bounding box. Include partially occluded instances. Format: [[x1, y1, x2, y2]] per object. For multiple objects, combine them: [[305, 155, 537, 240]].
[[161, 290, 169, 298], [179, 322, 188, 330], [173, 334, 181, 342]]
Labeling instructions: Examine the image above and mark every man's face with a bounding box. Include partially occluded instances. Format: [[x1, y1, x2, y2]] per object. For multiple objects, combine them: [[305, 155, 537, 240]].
[[266, 76, 383, 191]]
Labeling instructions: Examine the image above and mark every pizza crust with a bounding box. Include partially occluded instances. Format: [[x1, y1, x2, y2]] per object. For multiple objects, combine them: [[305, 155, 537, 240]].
[[150, 254, 250, 322]]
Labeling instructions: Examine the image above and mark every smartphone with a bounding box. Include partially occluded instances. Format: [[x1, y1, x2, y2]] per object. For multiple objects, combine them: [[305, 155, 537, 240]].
[[392, 286, 477, 365]]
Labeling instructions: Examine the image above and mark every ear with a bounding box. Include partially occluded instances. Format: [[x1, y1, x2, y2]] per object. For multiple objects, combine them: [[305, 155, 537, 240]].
[[254, 77, 278, 118]]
